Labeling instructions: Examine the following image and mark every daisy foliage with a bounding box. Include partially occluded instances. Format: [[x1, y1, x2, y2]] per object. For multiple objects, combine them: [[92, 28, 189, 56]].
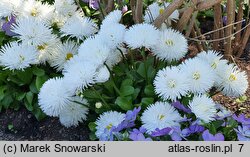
[[0, 1, 249, 141]]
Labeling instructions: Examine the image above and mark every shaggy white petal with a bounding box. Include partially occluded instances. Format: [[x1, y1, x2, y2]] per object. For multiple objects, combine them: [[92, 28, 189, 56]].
[[189, 95, 217, 123], [101, 10, 122, 27], [59, 96, 89, 127], [154, 66, 189, 101], [19, 0, 54, 22], [144, 2, 179, 25], [124, 23, 160, 49], [12, 18, 54, 46], [98, 24, 126, 49], [54, 0, 78, 17], [180, 58, 216, 94], [216, 63, 248, 97], [152, 28, 188, 61], [0, 42, 38, 70], [94, 66, 110, 83], [38, 77, 72, 117], [95, 111, 125, 138], [0, 0, 22, 17], [78, 36, 110, 65], [63, 58, 98, 93], [141, 101, 182, 133], [60, 13, 98, 40], [49, 41, 78, 71]]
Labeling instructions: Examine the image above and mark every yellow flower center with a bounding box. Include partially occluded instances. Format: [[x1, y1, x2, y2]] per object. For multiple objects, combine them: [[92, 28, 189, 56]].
[[229, 73, 237, 81], [193, 72, 201, 80], [158, 114, 165, 120], [159, 8, 164, 14], [66, 53, 73, 60], [31, 8, 38, 17], [165, 39, 174, 46], [168, 80, 176, 88], [37, 43, 48, 51], [106, 123, 113, 130]]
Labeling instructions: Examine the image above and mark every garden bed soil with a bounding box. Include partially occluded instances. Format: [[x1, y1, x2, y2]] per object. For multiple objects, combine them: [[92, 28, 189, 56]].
[[0, 107, 89, 140]]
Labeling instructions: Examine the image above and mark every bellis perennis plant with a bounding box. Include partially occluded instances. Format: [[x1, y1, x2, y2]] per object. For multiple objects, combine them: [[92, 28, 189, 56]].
[[0, 0, 249, 141]]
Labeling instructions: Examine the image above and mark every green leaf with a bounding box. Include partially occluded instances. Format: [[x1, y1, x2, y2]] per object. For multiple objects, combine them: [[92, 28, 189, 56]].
[[121, 79, 133, 87], [132, 88, 140, 100], [15, 92, 26, 101], [88, 122, 97, 132], [16, 69, 33, 84], [29, 80, 39, 94], [83, 89, 100, 99], [141, 97, 154, 108], [137, 62, 146, 78], [144, 85, 155, 96], [115, 96, 133, 111], [120, 85, 134, 96], [1, 94, 13, 109], [32, 103, 46, 121], [35, 75, 49, 91], [32, 67, 45, 76], [89, 132, 97, 141], [26, 92, 34, 105], [0, 85, 7, 100]]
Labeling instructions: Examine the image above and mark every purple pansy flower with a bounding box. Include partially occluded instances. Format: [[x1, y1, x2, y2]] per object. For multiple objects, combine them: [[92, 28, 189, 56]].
[[115, 107, 141, 132], [171, 101, 191, 113], [151, 127, 172, 137], [129, 127, 152, 141], [233, 114, 250, 125], [202, 130, 225, 141], [82, 0, 99, 10], [182, 124, 205, 137], [1, 15, 17, 36], [234, 125, 250, 141]]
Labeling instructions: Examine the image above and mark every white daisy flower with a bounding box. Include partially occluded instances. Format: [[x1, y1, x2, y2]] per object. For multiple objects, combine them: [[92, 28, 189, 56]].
[[144, 2, 179, 25], [0, 42, 38, 70], [106, 46, 127, 68], [54, 0, 78, 17], [36, 36, 61, 63], [189, 95, 217, 123], [98, 24, 126, 49], [78, 36, 110, 65], [152, 28, 188, 61], [49, 12, 68, 28], [216, 63, 248, 97], [141, 101, 182, 133], [12, 18, 54, 46], [197, 50, 228, 70], [94, 66, 110, 83], [0, 0, 22, 18], [59, 96, 89, 127], [49, 41, 78, 71], [38, 77, 72, 117], [101, 10, 122, 27], [124, 23, 160, 49], [63, 58, 97, 93], [95, 111, 125, 138], [154, 66, 189, 101], [180, 58, 215, 94], [19, 0, 54, 22], [60, 13, 98, 40]]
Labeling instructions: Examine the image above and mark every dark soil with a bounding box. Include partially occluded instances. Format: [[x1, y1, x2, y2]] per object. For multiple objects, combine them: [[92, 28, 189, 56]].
[[0, 107, 89, 140]]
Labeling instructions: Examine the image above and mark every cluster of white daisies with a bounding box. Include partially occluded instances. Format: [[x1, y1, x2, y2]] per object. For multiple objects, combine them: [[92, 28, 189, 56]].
[[0, 1, 248, 139]]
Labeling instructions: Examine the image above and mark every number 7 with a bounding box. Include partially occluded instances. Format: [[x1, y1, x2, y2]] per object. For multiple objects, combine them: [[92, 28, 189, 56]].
[[238, 144, 244, 152]]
